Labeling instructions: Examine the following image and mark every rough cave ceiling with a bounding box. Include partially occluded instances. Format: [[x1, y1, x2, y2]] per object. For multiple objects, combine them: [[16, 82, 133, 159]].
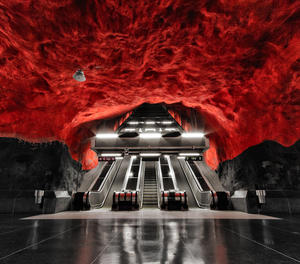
[[0, 0, 299, 170]]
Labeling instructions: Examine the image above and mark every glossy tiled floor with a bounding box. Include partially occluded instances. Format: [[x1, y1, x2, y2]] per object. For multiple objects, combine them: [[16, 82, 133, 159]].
[[0, 210, 300, 263]]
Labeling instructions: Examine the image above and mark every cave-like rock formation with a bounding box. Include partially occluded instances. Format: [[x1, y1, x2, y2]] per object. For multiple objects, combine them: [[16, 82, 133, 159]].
[[0, 138, 83, 191], [0, 1, 298, 170], [217, 140, 300, 192]]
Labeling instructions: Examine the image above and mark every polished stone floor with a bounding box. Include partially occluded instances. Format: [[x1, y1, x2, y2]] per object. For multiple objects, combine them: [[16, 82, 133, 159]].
[[0, 210, 299, 264]]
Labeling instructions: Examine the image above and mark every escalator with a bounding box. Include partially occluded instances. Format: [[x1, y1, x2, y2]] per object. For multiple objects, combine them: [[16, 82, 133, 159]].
[[187, 161, 210, 191], [178, 158, 229, 209], [74, 160, 115, 210], [102, 156, 131, 208], [170, 156, 198, 208], [91, 161, 114, 191], [143, 162, 158, 208], [77, 161, 107, 192]]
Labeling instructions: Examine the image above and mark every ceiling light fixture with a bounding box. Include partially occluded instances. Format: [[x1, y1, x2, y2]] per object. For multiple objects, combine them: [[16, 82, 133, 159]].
[[128, 121, 139, 125], [100, 153, 122, 157], [179, 153, 200, 156], [140, 153, 161, 157], [96, 133, 118, 139], [181, 132, 204, 138], [73, 69, 86, 82], [139, 133, 161, 139]]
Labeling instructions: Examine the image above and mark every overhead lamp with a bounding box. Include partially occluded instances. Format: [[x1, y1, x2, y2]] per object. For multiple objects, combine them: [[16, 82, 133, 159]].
[[162, 121, 173, 124], [165, 128, 176, 131], [73, 69, 86, 82], [145, 128, 156, 132], [179, 153, 200, 156], [100, 153, 122, 157], [140, 153, 161, 157], [145, 121, 155, 125], [115, 157, 124, 160], [139, 133, 161, 139], [96, 133, 118, 139], [124, 128, 136, 132], [181, 132, 204, 138]]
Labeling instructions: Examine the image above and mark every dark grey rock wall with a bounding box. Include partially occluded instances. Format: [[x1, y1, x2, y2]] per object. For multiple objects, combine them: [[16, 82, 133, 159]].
[[217, 140, 300, 192], [0, 138, 83, 192]]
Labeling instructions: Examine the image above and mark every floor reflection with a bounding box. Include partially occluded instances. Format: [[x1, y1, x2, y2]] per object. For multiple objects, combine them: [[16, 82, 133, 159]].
[[1, 215, 299, 264]]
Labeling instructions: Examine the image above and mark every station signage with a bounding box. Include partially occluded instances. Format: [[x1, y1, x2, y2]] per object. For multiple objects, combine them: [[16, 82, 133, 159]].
[[185, 156, 203, 161], [98, 157, 116, 161]]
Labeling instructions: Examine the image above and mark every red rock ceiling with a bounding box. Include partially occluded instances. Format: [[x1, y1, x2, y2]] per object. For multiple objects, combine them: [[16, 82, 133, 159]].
[[0, 0, 299, 170]]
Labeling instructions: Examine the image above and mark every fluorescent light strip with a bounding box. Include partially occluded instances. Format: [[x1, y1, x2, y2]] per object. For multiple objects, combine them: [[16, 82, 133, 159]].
[[165, 128, 176, 131], [140, 153, 161, 157], [162, 121, 173, 124], [124, 128, 136, 132], [96, 133, 118, 138], [100, 153, 122, 157], [181, 132, 204, 138], [139, 133, 161, 139], [115, 157, 124, 160], [145, 121, 155, 124], [177, 157, 186, 159], [145, 128, 156, 132], [179, 153, 200, 156], [128, 121, 139, 125]]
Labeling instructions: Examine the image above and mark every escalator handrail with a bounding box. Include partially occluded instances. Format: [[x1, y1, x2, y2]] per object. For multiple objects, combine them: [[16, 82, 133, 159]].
[[121, 156, 135, 191], [155, 160, 164, 209], [165, 155, 179, 191], [137, 159, 145, 209]]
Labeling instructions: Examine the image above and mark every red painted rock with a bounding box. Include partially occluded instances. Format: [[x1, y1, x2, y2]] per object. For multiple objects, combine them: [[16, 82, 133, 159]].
[[0, 0, 299, 170]]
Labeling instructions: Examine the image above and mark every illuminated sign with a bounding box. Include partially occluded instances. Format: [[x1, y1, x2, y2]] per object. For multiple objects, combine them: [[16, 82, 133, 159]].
[[98, 157, 116, 161], [186, 156, 203, 161]]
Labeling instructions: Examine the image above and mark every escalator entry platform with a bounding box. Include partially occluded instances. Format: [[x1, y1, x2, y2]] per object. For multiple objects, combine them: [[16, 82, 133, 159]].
[[161, 190, 188, 211], [211, 191, 230, 210], [112, 190, 139, 211], [72, 192, 90, 211]]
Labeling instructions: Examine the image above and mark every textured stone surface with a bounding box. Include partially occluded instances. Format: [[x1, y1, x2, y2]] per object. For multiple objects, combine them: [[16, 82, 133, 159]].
[[0, 138, 83, 191], [0, 1, 299, 170], [217, 140, 300, 192]]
